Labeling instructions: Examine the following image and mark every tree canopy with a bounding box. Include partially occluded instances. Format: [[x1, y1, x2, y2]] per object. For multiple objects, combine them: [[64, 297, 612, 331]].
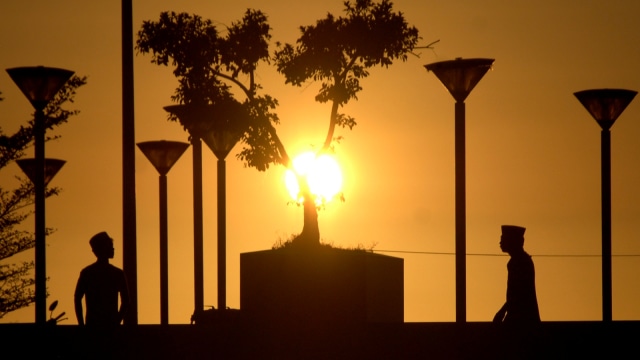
[[137, 10, 282, 171], [275, 0, 419, 151]]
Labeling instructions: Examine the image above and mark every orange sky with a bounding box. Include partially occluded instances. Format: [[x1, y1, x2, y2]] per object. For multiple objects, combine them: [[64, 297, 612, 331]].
[[1, 0, 640, 324]]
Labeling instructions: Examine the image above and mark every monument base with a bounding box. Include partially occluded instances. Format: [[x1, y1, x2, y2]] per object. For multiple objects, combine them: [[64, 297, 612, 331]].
[[240, 246, 403, 331]]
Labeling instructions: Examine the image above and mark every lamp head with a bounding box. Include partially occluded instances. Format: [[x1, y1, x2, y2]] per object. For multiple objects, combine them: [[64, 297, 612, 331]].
[[164, 101, 248, 160], [16, 158, 66, 186], [425, 58, 494, 102], [574, 89, 637, 130], [137, 140, 190, 176], [6, 66, 74, 111]]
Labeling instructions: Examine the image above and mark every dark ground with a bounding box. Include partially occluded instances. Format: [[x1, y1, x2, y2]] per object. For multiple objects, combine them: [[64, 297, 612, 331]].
[[1, 320, 636, 359]]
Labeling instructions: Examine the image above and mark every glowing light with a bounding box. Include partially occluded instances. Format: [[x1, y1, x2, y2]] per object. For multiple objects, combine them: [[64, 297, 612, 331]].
[[285, 151, 343, 205]]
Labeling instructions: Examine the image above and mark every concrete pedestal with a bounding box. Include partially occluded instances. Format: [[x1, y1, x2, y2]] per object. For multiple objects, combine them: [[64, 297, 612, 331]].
[[240, 247, 403, 331]]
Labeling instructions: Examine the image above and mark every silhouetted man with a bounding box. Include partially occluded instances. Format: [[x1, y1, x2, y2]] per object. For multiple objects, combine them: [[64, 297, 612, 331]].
[[75, 232, 129, 327], [494, 225, 540, 325]]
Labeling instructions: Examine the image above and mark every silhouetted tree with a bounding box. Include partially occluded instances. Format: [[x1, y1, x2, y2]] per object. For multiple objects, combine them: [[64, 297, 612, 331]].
[[274, 0, 419, 244], [136, 0, 419, 247], [0, 75, 86, 318]]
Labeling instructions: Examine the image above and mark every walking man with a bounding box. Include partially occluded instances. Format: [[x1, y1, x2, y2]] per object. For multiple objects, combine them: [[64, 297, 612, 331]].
[[494, 225, 540, 324]]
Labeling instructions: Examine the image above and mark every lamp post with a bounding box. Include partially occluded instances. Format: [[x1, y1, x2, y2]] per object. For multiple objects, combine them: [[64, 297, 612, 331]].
[[200, 109, 246, 312], [425, 58, 494, 324], [121, 0, 138, 326], [574, 88, 637, 322], [163, 105, 206, 316], [6, 66, 74, 325], [164, 102, 246, 312], [137, 140, 189, 325]]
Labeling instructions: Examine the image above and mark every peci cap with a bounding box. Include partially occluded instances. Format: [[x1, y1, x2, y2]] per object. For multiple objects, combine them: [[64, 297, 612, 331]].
[[501, 225, 526, 239]]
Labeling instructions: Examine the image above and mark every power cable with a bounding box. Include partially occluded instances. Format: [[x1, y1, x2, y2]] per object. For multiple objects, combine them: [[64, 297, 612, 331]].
[[373, 249, 640, 258]]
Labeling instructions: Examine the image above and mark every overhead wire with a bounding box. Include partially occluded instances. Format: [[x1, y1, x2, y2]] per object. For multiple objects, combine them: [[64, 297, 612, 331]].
[[372, 249, 640, 258]]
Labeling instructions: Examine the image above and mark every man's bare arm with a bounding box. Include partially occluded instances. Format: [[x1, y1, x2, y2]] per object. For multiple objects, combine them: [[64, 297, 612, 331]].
[[74, 280, 85, 326]]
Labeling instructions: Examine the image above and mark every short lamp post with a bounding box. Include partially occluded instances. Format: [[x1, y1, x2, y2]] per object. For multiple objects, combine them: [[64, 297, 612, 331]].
[[164, 102, 246, 312], [6, 66, 74, 325], [137, 140, 190, 325], [163, 104, 206, 316], [425, 58, 494, 324], [574, 88, 637, 322], [201, 111, 246, 311]]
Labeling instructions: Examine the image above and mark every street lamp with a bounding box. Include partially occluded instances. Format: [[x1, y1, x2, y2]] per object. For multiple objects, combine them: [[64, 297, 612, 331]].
[[16, 158, 66, 186], [574, 88, 637, 322], [200, 102, 247, 312], [425, 58, 494, 324], [163, 104, 206, 317], [137, 140, 189, 325], [164, 102, 247, 313], [6, 66, 74, 325]]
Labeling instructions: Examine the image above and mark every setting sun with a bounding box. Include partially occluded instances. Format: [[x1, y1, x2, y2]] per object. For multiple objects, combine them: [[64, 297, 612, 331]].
[[284, 151, 343, 205]]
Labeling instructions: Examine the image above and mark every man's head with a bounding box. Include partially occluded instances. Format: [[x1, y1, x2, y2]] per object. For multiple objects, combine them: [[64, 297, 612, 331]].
[[89, 232, 114, 260], [500, 225, 525, 253]]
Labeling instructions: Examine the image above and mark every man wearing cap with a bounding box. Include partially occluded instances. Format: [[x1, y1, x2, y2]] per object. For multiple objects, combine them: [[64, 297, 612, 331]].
[[74, 231, 129, 327], [493, 225, 540, 325]]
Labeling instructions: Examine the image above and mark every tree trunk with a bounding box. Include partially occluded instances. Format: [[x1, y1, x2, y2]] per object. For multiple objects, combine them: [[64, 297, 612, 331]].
[[293, 179, 320, 246]]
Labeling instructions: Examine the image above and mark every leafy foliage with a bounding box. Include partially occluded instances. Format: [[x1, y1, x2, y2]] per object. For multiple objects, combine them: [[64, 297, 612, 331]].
[[136, 11, 227, 105], [274, 0, 419, 151], [0, 75, 86, 318], [0, 262, 34, 318], [274, 0, 419, 102], [136, 10, 283, 171]]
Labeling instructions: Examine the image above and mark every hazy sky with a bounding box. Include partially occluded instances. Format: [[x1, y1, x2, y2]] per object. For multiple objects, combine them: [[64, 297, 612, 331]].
[[1, 0, 639, 324]]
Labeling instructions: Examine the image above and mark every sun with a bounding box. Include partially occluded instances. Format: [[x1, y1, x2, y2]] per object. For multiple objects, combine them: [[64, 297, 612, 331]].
[[284, 151, 343, 205]]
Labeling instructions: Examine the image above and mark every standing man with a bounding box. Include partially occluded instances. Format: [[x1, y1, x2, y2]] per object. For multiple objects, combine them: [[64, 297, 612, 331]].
[[493, 225, 540, 325], [75, 231, 130, 327]]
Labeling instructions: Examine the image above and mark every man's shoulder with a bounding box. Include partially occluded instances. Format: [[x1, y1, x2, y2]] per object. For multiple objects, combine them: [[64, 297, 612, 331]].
[[104, 263, 125, 274], [508, 252, 534, 266], [80, 262, 124, 274], [80, 262, 98, 273]]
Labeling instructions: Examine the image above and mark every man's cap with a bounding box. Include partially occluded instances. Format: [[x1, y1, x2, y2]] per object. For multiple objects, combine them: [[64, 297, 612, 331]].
[[501, 225, 526, 238]]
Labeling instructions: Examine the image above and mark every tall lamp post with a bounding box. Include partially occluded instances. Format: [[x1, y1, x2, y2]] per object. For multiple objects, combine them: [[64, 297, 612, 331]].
[[164, 105, 206, 317], [574, 88, 637, 322], [121, 0, 138, 325], [201, 108, 246, 311], [425, 58, 494, 324], [137, 140, 190, 325], [6, 66, 74, 325]]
